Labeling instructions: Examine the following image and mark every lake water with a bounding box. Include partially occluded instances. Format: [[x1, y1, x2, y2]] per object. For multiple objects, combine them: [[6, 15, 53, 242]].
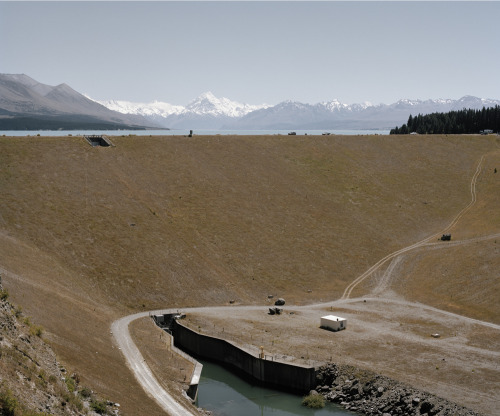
[[196, 359, 356, 416], [0, 129, 389, 137]]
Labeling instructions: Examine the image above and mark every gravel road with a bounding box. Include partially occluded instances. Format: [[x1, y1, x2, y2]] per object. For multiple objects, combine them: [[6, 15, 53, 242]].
[[111, 312, 198, 416], [110, 154, 499, 415]]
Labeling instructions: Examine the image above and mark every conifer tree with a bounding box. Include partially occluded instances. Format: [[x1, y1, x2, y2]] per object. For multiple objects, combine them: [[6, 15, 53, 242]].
[[390, 106, 500, 134]]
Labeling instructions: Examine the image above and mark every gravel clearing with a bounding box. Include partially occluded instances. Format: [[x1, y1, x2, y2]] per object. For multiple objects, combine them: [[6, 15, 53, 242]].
[[180, 295, 499, 415]]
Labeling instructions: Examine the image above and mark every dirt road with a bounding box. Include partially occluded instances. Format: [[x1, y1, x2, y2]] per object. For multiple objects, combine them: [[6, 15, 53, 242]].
[[111, 153, 499, 415], [111, 312, 198, 416], [112, 292, 500, 415]]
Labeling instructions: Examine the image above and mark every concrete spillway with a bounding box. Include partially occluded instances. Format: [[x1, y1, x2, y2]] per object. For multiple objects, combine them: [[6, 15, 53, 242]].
[[154, 315, 319, 396], [84, 135, 112, 147]]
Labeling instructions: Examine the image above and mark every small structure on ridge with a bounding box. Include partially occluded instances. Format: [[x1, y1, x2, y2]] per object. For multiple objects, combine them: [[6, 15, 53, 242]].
[[84, 135, 112, 147], [320, 315, 347, 332]]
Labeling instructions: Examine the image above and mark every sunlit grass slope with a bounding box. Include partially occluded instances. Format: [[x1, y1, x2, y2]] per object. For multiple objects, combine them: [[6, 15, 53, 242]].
[[1, 134, 497, 309], [1, 133, 499, 413]]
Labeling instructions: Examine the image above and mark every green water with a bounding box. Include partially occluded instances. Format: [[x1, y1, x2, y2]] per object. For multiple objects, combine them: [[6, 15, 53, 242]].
[[196, 359, 356, 416]]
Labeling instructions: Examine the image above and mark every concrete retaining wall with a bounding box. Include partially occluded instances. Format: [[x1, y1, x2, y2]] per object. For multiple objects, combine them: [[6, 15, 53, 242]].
[[172, 320, 317, 393], [154, 314, 202, 401]]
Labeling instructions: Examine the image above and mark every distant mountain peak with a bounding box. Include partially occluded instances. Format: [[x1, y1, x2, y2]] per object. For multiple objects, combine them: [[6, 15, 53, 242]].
[[278, 100, 310, 108], [0, 73, 159, 130], [186, 92, 224, 113], [185, 92, 268, 117], [95, 92, 269, 120], [93, 89, 500, 130], [52, 83, 76, 94], [197, 91, 217, 100]]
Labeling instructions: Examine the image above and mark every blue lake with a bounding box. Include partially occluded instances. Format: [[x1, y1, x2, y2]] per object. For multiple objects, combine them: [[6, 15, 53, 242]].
[[196, 359, 356, 416], [0, 129, 389, 137]]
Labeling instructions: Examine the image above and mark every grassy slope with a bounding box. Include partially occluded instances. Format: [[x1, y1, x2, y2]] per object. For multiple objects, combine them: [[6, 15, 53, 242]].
[[0, 134, 498, 413], [388, 148, 500, 323]]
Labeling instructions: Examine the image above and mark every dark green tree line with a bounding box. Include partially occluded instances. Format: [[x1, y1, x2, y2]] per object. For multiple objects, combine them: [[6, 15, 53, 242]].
[[390, 106, 500, 134]]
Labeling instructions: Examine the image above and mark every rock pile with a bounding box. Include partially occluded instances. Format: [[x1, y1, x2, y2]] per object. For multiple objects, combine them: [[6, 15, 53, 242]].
[[314, 364, 482, 416]]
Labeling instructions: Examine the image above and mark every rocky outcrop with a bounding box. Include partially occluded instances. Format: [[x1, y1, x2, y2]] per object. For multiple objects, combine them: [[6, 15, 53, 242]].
[[0, 277, 119, 415], [315, 364, 482, 416]]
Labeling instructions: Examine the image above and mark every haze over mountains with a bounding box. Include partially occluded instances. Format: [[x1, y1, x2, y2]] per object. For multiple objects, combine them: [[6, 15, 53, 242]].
[[99, 93, 500, 130], [1, 73, 499, 130], [0, 74, 160, 130], [98, 92, 271, 130]]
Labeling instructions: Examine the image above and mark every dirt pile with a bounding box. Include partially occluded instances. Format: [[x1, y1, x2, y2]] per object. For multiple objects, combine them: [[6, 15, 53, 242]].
[[315, 364, 482, 416]]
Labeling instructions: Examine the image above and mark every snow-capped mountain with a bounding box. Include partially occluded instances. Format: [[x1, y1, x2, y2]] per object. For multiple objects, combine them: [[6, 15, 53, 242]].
[[319, 99, 373, 112], [184, 91, 268, 117], [94, 92, 269, 128], [451, 95, 500, 111], [9, 73, 497, 131], [225, 96, 500, 130], [96, 92, 500, 130], [97, 99, 184, 118]]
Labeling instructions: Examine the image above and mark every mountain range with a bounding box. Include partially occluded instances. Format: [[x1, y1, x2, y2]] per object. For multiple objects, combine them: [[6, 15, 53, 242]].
[[98, 92, 270, 130], [97, 93, 500, 131], [0, 74, 160, 130], [1, 73, 499, 131]]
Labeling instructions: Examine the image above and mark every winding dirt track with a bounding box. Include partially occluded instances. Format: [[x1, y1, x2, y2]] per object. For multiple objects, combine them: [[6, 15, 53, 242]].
[[341, 155, 484, 299], [112, 312, 198, 416], [111, 153, 500, 415]]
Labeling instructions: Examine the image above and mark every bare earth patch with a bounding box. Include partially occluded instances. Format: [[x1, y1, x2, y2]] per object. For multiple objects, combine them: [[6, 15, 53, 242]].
[[182, 297, 499, 415]]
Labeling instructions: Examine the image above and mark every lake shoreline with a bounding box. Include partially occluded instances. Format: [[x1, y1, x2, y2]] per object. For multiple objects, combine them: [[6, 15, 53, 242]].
[[0, 129, 391, 137]]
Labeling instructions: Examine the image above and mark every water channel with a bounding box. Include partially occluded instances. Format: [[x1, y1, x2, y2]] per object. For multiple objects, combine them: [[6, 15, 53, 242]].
[[196, 359, 357, 416]]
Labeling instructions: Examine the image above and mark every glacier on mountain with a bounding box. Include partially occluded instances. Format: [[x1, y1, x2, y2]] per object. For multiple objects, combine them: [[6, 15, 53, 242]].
[[96, 91, 269, 119], [93, 92, 500, 130], [96, 99, 184, 118]]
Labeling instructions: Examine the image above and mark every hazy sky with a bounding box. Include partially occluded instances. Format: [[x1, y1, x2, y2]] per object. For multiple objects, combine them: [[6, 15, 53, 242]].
[[1, 1, 499, 106]]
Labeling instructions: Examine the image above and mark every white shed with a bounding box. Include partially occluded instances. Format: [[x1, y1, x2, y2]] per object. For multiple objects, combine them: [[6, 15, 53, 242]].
[[320, 315, 347, 332]]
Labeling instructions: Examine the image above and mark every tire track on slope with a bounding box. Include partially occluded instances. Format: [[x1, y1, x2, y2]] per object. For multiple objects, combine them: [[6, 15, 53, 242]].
[[341, 155, 484, 299], [111, 153, 495, 414], [369, 232, 500, 296]]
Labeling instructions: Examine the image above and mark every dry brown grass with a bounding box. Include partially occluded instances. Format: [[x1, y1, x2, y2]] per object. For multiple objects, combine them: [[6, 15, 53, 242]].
[[386, 239, 500, 323], [1, 134, 499, 414]]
